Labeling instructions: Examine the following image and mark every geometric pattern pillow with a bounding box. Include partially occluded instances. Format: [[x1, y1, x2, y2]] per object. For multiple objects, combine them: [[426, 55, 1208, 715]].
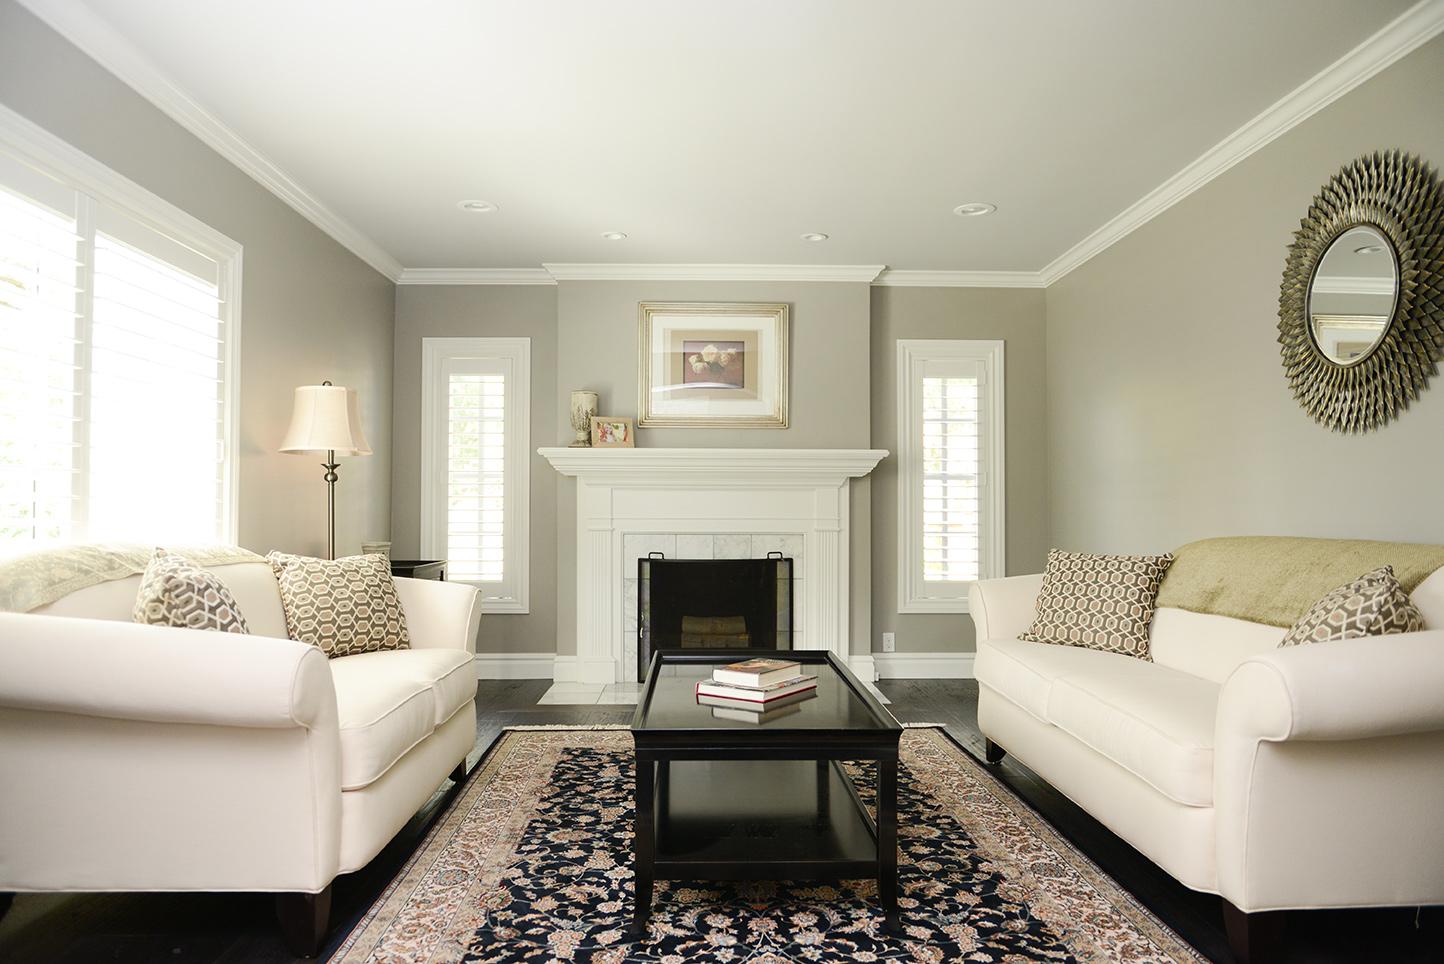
[[265, 551, 410, 658], [1018, 549, 1174, 660], [1279, 565, 1423, 647], [132, 547, 250, 634]]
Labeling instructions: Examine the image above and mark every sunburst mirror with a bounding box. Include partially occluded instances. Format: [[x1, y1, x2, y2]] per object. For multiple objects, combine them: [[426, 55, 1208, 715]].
[[1278, 151, 1444, 432]]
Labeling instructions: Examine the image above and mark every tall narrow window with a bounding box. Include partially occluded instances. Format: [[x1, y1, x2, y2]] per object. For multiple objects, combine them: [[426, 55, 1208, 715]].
[[421, 337, 530, 612], [897, 340, 1004, 612], [0, 117, 239, 548]]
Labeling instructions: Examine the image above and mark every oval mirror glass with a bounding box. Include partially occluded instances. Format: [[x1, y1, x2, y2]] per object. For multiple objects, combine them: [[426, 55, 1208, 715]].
[[1308, 225, 1398, 365]]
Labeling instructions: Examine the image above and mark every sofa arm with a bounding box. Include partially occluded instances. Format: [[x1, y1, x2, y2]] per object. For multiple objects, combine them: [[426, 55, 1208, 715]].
[[393, 577, 481, 654], [968, 574, 1043, 641], [0, 612, 334, 728], [1214, 631, 1444, 911], [1218, 630, 1444, 744]]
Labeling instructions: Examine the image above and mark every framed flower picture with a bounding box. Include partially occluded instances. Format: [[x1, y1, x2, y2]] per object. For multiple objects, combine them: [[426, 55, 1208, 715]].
[[637, 302, 789, 428]]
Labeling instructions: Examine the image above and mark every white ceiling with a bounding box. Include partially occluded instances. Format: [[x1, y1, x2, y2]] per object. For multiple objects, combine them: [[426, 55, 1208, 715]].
[[17, 0, 1431, 275]]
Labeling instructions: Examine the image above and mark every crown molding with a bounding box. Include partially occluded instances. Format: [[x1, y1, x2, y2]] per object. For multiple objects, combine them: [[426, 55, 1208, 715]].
[[1038, 0, 1444, 286], [541, 263, 887, 283], [16, 0, 405, 282], [1310, 275, 1397, 296], [874, 269, 1044, 288], [397, 268, 557, 285]]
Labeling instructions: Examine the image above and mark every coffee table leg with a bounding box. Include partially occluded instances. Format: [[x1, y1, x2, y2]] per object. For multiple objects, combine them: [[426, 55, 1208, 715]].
[[633, 756, 655, 938], [816, 759, 830, 820], [878, 759, 899, 932]]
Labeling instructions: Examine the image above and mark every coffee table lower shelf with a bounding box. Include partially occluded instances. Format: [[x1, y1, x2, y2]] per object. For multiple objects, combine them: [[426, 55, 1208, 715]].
[[633, 758, 898, 933]]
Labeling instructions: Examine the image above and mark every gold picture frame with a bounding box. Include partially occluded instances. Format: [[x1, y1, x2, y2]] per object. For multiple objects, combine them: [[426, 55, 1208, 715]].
[[590, 415, 635, 448], [637, 302, 789, 428]]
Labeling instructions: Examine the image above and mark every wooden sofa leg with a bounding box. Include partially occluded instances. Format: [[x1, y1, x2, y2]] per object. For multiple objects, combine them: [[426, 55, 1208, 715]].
[[449, 759, 468, 784], [984, 739, 1007, 765], [276, 884, 332, 958], [1222, 900, 1284, 963]]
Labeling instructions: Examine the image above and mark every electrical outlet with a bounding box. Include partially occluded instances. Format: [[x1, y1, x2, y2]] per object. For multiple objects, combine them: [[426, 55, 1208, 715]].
[[881, 632, 896, 653]]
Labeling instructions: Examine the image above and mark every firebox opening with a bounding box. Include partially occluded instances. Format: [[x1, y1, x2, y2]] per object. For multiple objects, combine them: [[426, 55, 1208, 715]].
[[638, 554, 794, 679]]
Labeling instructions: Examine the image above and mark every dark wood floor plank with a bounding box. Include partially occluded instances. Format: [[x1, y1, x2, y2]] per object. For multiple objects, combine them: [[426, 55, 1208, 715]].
[[0, 678, 1438, 963]]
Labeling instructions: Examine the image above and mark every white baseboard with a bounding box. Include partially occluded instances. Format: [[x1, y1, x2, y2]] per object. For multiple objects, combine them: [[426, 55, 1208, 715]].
[[848, 653, 878, 683], [551, 655, 618, 685], [473, 653, 556, 680], [873, 651, 975, 679]]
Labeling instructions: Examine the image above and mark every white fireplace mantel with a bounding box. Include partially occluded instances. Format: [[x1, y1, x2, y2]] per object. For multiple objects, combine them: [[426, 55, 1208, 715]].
[[540, 447, 888, 684]]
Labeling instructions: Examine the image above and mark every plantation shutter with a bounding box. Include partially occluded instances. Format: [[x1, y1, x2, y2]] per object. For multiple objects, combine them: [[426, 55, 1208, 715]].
[[0, 147, 234, 549], [445, 365, 506, 583], [87, 208, 226, 542], [921, 365, 981, 583], [0, 158, 81, 544]]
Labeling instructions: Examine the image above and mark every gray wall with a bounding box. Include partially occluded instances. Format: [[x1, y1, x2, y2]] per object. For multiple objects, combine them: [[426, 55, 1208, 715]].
[[0, 1, 395, 557], [870, 286, 1049, 654], [391, 285, 559, 653], [1045, 35, 1444, 554], [553, 280, 875, 656]]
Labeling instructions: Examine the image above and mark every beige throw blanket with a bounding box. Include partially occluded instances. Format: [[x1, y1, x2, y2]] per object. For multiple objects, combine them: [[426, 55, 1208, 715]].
[[0, 543, 265, 614], [1155, 536, 1444, 628]]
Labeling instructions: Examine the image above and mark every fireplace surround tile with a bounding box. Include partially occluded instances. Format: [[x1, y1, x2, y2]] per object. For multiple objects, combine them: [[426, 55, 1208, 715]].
[[714, 534, 753, 559]]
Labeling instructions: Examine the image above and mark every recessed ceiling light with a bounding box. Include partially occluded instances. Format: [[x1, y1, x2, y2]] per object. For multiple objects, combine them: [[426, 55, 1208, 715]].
[[800, 232, 829, 242], [457, 200, 498, 213], [601, 231, 628, 241], [953, 202, 997, 217], [1354, 244, 1386, 254]]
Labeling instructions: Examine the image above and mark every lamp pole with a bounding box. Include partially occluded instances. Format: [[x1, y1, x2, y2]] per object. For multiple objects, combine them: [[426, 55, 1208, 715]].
[[323, 448, 339, 560]]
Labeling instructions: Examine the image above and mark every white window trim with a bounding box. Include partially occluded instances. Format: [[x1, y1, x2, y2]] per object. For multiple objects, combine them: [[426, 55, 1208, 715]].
[[0, 103, 243, 543], [896, 338, 1005, 614], [420, 336, 530, 613]]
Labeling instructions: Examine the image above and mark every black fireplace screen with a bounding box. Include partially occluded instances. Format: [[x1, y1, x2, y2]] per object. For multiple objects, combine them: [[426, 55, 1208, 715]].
[[637, 553, 793, 679]]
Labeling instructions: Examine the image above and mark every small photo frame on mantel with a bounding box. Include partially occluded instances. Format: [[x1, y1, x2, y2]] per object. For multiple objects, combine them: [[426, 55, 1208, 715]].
[[590, 415, 636, 448], [638, 302, 789, 428]]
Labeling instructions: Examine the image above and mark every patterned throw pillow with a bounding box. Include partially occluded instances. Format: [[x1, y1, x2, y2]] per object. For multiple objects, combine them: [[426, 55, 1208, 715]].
[[1279, 565, 1423, 647], [1019, 549, 1174, 659], [266, 551, 410, 658], [133, 548, 250, 634]]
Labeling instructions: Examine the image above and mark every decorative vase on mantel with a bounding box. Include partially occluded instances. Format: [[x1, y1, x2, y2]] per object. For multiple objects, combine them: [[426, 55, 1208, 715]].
[[569, 390, 599, 447]]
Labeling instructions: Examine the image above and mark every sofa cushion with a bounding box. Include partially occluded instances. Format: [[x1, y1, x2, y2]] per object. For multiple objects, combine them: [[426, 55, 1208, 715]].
[[1019, 549, 1173, 659], [1148, 607, 1285, 684], [267, 552, 410, 658], [1280, 566, 1422, 647], [976, 637, 1139, 721], [340, 648, 476, 727], [1045, 662, 1219, 808], [133, 548, 250, 634], [329, 657, 436, 791]]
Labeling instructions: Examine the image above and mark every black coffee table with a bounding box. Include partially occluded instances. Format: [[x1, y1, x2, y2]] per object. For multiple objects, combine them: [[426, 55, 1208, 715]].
[[629, 650, 904, 934]]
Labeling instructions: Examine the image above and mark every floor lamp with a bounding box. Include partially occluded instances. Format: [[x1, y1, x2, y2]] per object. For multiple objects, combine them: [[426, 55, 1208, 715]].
[[280, 381, 372, 560]]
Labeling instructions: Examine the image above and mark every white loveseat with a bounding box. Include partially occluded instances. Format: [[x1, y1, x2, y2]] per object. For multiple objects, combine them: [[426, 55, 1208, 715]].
[[0, 554, 481, 955], [971, 539, 1444, 962]]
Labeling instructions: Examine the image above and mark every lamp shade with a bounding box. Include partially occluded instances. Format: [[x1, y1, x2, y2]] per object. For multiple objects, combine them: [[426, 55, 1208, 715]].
[[279, 384, 372, 455]]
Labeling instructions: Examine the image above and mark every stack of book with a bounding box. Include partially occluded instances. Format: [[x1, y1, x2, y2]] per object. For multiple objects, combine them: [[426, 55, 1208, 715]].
[[695, 657, 818, 723]]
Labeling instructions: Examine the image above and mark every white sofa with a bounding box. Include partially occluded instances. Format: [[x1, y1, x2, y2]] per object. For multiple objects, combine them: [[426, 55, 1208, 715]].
[[971, 549, 1444, 963], [0, 555, 481, 955]]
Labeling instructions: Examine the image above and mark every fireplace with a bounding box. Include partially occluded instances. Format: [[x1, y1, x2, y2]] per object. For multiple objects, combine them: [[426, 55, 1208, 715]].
[[637, 553, 794, 679]]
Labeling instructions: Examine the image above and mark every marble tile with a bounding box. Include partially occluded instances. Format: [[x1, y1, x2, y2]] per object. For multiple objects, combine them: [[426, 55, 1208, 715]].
[[536, 683, 604, 705], [623, 638, 639, 683], [598, 683, 644, 705], [752, 534, 804, 575], [623, 533, 677, 564], [714, 534, 752, 559], [676, 534, 715, 559], [623, 578, 638, 632]]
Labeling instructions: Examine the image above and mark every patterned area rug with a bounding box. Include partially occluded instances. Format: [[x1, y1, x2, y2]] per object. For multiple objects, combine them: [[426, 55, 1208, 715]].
[[334, 728, 1203, 962]]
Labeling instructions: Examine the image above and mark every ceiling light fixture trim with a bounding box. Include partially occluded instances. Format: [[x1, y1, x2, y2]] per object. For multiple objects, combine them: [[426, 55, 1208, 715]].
[[458, 200, 498, 213], [800, 232, 830, 242], [952, 203, 997, 217], [600, 231, 628, 240]]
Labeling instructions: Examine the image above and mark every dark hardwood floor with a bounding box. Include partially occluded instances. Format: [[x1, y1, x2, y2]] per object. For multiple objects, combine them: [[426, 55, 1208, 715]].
[[0, 678, 1438, 963]]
